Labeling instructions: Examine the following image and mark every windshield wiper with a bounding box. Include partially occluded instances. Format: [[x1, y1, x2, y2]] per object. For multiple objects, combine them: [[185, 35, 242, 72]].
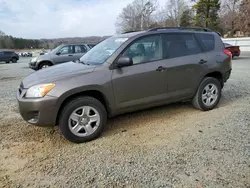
[[79, 60, 90, 65]]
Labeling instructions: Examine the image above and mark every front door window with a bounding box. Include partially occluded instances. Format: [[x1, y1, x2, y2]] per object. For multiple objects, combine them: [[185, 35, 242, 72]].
[[122, 35, 163, 65]]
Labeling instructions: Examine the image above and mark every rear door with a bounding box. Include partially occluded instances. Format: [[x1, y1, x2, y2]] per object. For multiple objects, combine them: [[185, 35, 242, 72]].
[[73, 45, 88, 60], [162, 33, 207, 98]]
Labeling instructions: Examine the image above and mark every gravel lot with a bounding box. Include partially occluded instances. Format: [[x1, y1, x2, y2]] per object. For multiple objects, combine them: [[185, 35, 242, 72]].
[[0, 54, 250, 188]]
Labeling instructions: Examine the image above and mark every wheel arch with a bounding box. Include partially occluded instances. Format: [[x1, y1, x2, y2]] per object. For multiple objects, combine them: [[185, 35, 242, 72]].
[[38, 60, 53, 68], [204, 71, 223, 88], [55, 90, 110, 125]]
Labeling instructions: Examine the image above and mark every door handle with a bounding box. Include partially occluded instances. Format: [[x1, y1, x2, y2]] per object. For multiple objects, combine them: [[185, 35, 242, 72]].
[[156, 66, 167, 72], [68, 54, 73, 56], [199, 59, 207, 64]]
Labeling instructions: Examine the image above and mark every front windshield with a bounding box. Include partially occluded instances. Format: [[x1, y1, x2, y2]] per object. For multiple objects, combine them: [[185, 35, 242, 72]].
[[80, 37, 128, 65], [51, 44, 63, 53]]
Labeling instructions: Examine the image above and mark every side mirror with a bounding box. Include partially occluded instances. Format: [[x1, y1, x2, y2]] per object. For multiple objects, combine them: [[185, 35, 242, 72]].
[[116, 56, 133, 68], [56, 52, 61, 55], [73, 59, 80, 63]]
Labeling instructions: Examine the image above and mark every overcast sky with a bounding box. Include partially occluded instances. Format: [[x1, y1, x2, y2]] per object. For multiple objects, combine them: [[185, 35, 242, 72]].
[[0, 0, 166, 39]]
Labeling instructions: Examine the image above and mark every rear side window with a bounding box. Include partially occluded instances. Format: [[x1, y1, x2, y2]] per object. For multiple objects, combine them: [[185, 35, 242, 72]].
[[3, 52, 12, 55], [75, 45, 87, 53], [163, 34, 202, 59], [196, 33, 215, 52]]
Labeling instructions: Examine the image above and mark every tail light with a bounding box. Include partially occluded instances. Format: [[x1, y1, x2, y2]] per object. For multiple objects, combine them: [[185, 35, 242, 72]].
[[223, 49, 232, 58]]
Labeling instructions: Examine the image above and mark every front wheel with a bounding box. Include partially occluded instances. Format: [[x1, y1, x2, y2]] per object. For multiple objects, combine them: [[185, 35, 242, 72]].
[[38, 62, 51, 69], [192, 77, 221, 111], [59, 96, 107, 143]]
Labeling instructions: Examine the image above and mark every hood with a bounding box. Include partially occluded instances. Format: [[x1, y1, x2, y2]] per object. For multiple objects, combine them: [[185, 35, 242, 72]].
[[37, 52, 51, 60], [22, 61, 95, 88]]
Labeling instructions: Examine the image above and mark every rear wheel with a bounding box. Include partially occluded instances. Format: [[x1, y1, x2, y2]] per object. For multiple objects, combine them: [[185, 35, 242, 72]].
[[38, 62, 51, 69], [192, 77, 221, 111], [5, 61, 9, 64], [59, 96, 107, 143]]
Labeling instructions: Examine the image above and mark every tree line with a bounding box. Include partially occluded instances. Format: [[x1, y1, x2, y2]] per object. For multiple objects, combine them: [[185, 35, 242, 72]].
[[0, 35, 43, 49], [0, 30, 108, 50], [116, 0, 250, 37]]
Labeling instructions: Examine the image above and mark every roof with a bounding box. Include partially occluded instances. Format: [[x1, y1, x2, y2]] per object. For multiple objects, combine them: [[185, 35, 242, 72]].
[[114, 27, 219, 38], [114, 31, 146, 38], [0, 49, 15, 52]]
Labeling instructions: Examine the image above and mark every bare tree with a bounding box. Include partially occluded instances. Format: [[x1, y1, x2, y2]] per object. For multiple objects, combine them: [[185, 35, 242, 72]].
[[219, 0, 240, 36], [151, 8, 168, 27], [236, 0, 250, 35], [0, 30, 5, 36], [116, 0, 157, 33], [116, 4, 138, 33], [166, 0, 186, 26]]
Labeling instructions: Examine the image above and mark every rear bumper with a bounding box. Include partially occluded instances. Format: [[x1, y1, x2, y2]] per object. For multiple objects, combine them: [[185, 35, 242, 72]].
[[232, 51, 240, 57], [223, 69, 232, 83]]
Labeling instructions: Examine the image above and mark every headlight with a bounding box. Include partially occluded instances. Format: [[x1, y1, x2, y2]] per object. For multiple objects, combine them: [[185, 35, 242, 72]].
[[31, 57, 38, 63], [25, 83, 55, 98]]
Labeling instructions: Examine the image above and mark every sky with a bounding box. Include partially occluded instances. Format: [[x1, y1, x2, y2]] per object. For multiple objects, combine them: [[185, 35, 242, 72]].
[[0, 0, 166, 39]]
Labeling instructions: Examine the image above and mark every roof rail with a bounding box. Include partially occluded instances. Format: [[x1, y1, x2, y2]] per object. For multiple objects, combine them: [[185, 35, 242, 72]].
[[122, 30, 140, 34], [148, 27, 213, 32]]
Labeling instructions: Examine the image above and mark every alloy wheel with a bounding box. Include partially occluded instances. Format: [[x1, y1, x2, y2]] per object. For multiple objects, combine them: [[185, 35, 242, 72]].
[[68, 106, 101, 137]]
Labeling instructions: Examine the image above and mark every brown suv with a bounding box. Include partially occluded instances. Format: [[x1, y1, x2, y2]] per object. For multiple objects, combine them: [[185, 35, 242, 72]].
[[17, 27, 232, 143]]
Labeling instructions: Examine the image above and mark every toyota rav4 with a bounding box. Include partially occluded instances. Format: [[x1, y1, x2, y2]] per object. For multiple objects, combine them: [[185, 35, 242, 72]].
[[17, 27, 232, 143]]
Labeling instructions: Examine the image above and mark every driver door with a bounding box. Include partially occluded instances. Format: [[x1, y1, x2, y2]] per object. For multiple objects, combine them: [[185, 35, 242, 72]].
[[111, 34, 169, 111], [53, 45, 74, 64]]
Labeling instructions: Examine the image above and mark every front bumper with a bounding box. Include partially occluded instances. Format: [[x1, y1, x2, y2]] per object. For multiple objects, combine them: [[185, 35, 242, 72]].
[[29, 62, 38, 70], [17, 90, 58, 127]]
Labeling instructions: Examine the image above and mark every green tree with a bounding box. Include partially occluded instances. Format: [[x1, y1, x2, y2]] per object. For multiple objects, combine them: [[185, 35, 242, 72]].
[[180, 8, 193, 26], [193, 0, 220, 30]]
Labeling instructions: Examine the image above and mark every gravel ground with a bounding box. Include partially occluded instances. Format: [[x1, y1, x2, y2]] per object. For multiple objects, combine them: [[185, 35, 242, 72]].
[[0, 55, 250, 188]]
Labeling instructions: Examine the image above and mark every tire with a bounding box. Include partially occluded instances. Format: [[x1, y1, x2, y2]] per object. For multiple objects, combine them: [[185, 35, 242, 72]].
[[192, 77, 221, 111], [11, 57, 17, 63], [38, 62, 51, 69], [59, 96, 107, 143], [6, 61, 9, 64]]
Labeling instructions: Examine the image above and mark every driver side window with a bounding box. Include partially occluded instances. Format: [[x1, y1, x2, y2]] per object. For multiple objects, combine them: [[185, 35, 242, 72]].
[[58, 45, 73, 55], [122, 35, 162, 65]]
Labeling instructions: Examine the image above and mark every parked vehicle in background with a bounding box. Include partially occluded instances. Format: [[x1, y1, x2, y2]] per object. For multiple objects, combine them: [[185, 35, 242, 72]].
[[18, 52, 32, 57], [17, 27, 232, 143], [0, 50, 19, 63], [29, 43, 92, 70], [224, 43, 240, 58], [87, 44, 96, 48]]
